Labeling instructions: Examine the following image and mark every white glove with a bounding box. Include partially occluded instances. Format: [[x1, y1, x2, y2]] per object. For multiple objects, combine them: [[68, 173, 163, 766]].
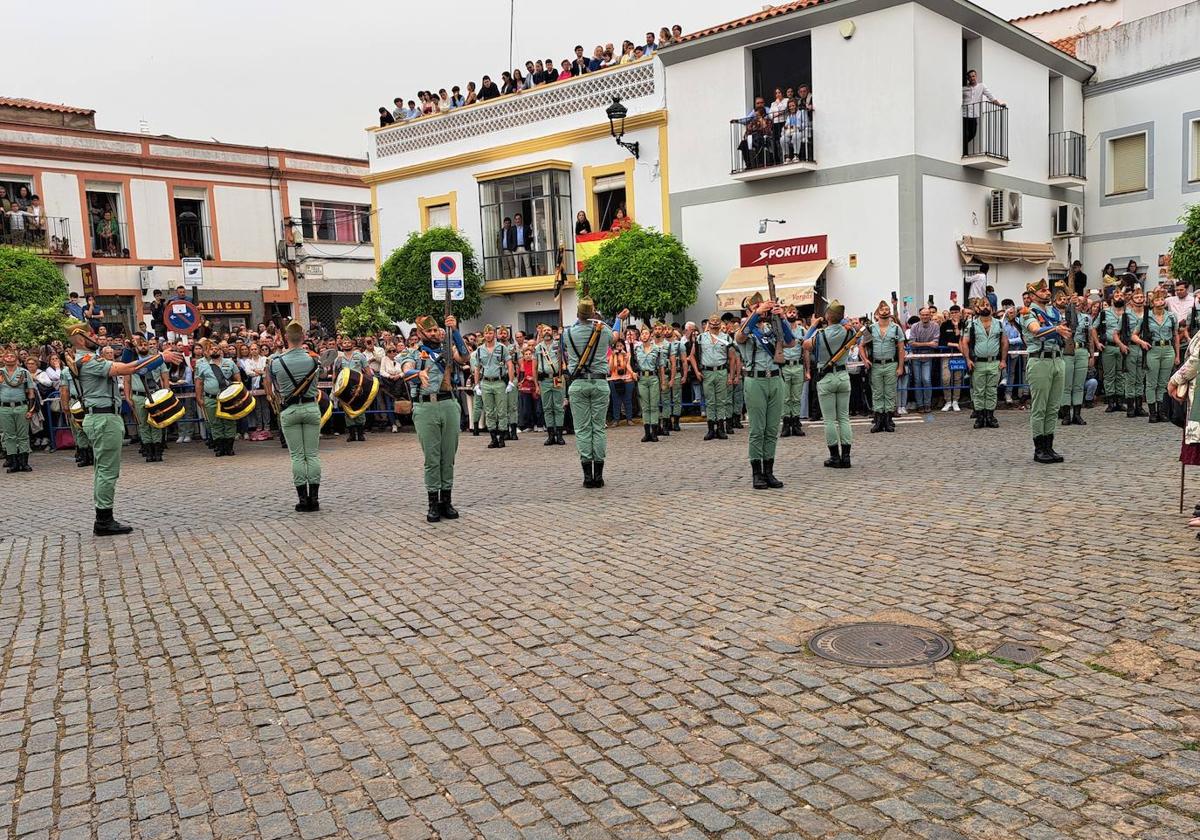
[[474, 384, 482, 396], [505, 382, 514, 393]]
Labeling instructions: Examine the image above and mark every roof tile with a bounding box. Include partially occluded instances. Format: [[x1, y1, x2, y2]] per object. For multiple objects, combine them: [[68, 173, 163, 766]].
[[677, 0, 835, 44], [0, 97, 94, 116]]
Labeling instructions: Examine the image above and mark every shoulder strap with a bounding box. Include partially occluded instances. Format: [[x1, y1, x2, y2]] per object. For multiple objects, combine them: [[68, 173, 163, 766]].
[[210, 360, 229, 390]]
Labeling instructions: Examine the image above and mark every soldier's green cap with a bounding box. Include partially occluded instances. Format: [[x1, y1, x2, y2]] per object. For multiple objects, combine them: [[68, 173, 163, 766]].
[[285, 320, 304, 339], [577, 297, 595, 319], [414, 315, 438, 333], [483, 323, 495, 333]]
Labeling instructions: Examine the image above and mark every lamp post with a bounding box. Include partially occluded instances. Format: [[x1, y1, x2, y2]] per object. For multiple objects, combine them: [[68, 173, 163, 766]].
[[606, 96, 640, 159]]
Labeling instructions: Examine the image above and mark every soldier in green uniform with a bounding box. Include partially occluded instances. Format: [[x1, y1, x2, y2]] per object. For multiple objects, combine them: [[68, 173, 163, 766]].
[[1058, 286, 1092, 427], [698, 315, 732, 441], [1142, 287, 1180, 422], [497, 325, 520, 440], [1123, 288, 1149, 418], [960, 298, 1007, 429], [649, 324, 671, 438], [123, 336, 171, 462], [779, 308, 807, 439], [265, 321, 324, 512], [562, 298, 627, 488], [726, 315, 745, 429], [472, 325, 514, 449], [1021, 279, 1071, 464], [860, 300, 906, 434], [534, 325, 566, 445], [0, 348, 36, 473], [59, 363, 93, 467], [67, 321, 181, 534], [636, 327, 666, 443], [194, 339, 241, 456], [805, 300, 854, 469], [1092, 294, 1128, 413], [334, 338, 370, 441], [402, 313, 470, 522], [665, 327, 684, 432], [735, 295, 795, 489]]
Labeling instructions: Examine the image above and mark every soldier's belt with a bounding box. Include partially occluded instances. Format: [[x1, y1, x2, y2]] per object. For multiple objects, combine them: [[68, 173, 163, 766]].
[[0, 400, 25, 407], [575, 373, 607, 380], [1153, 340, 1172, 346], [85, 406, 118, 415], [783, 360, 804, 367], [702, 365, 727, 371], [482, 376, 504, 381], [1032, 349, 1062, 358], [415, 393, 450, 403], [747, 370, 779, 378], [870, 357, 896, 364], [973, 356, 998, 363]]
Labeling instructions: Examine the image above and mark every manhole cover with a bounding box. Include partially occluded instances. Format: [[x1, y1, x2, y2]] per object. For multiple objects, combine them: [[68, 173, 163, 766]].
[[991, 642, 1039, 664], [808, 623, 954, 668]]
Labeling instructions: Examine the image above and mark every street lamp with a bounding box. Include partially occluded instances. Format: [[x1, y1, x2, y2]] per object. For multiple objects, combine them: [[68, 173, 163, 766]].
[[758, 218, 786, 235], [606, 96, 640, 159]]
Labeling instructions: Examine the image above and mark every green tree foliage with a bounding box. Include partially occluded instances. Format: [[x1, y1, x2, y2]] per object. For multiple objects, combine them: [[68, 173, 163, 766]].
[[580, 226, 700, 321], [1169, 204, 1200, 288], [336, 288, 392, 336], [371, 227, 484, 325], [0, 247, 68, 345]]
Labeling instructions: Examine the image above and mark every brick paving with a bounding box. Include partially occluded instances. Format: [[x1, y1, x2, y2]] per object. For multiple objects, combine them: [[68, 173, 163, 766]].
[[1, 410, 1198, 840]]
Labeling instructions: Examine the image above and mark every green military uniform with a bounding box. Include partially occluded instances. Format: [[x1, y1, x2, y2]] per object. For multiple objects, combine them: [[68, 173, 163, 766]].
[[535, 339, 566, 445], [503, 340, 520, 438], [730, 328, 745, 427], [270, 345, 323, 509], [1143, 307, 1177, 420], [1060, 307, 1091, 425], [0, 365, 34, 471], [472, 341, 509, 447], [737, 308, 789, 488], [812, 311, 853, 468], [780, 320, 806, 438], [405, 320, 464, 521], [563, 300, 621, 488], [863, 318, 903, 432], [128, 357, 168, 458], [698, 327, 732, 440], [1096, 307, 1127, 411], [665, 336, 684, 429], [1021, 291, 1066, 463], [636, 343, 662, 440], [77, 348, 126, 512], [60, 364, 92, 465], [196, 355, 239, 447], [966, 316, 1004, 427], [1123, 306, 1147, 411], [334, 351, 369, 431]]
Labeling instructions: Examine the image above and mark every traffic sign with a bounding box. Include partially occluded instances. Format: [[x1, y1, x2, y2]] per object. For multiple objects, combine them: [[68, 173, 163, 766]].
[[182, 257, 204, 287], [429, 251, 465, 301], [165, 300, 201, 334]]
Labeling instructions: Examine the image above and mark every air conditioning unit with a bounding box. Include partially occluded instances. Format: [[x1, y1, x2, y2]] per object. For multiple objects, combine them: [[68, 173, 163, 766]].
[[987, 189, 1022, 230], [1053, 204, 1083, 238]]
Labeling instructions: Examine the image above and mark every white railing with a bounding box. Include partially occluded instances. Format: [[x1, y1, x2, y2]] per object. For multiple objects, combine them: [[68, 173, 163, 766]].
[[373, 60, 660, 160]]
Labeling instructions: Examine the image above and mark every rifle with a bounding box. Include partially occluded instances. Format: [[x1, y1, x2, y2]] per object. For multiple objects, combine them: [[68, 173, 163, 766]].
[[816, 325, 866, 378], [764, 269, 787, 364], [439, 285, 454, 393]]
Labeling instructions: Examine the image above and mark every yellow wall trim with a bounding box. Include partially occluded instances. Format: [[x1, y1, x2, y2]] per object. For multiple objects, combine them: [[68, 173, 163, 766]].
[[369, 183, 381, 275], [474, 160, 572, 182], [582, 159, 635, 234], [364, 110, 668, 185], [658, 121, 670, 234], [418, 190, 458, 231], [483, 274, 576, 295]]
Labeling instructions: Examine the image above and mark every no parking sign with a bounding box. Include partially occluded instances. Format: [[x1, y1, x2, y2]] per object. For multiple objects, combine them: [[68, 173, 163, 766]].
[[430, 251, 465, 301]]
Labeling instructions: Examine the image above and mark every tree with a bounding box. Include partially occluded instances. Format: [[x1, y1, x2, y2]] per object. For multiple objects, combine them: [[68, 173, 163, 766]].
[[1170, 203, 1200, 289], [372, 227, 484, 325], [580, 225, 700, 322], [0, 247, 68, 345], [337, 288, 392, 336]]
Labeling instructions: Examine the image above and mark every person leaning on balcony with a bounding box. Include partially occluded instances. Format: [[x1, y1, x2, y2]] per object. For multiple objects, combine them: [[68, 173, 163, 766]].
[[391, 97, 405, 120], [378, 107, 395, 127], [962, 69, 1005, 156], [572, 45, 590, 76], [478, 76, 501, 100], [575, 211, 592, 235], [464, 82, 478, 106], [619, 40, 635, 64], [543, 60, 558, 83], [609, 208, 632, 233], [95, 210, 119, 255]]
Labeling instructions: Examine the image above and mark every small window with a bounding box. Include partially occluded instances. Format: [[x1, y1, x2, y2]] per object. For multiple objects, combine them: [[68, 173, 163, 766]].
[[425, 203, 451, 229], [300, 200, 371, 243], [1108, 133, 1147, 195], [1190, 118, 1200, 183], [85, 185, 128, 258]]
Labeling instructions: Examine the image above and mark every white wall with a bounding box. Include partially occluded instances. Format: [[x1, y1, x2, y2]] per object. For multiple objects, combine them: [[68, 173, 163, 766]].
[[914, 6, 967, 165], [661, 48, 747, 194], [1077, 1, 1200, 81], [129, 178, 173, 260], [37, 171, 84, 258], [980, 37, 1053, 184], [1012, 0, 1123, 42], [213, 185, 280, 262]]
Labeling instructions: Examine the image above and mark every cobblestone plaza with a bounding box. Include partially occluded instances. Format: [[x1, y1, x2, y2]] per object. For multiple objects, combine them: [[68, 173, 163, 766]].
[[1, 414, 1198, 839]]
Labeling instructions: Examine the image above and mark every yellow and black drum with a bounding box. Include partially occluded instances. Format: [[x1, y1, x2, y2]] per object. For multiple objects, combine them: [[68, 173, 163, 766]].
[[317, 390, 333, 428], [69, 400, 85, 423], [145, 388, 185, 429], [333, 367, 378, 419], [215, 382, 256, 421]]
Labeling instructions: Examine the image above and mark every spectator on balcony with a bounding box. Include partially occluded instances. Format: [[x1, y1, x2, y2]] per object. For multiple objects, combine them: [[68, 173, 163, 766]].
[[618, 40, 636, 64], [391, 97, 405, 120], [378, 107, 395, 127], [572, 46, 590, 76], [64, 292, 85, 321], [0, 185, 9, 212], [735, 96, 767, 126], [464, 82, 478, 106], [24, 196, 46, 240], [643, 32, 657, 55], [737, 105, 775, 170], [632, 46, 646, 60], [962, 69, 1005, 156], [499, 216, 531, 278], [514, 69, 531, 91], [610, 208, 632, 233], [967, 262, 989, 306], [14, 185, 31, 209], [500, 72, 517, 95], [530, 61, 546, 86], [780, 99, 810, 163], [478, 75, 501, 100], [797, 84, 813, 113], [6, 203, 28, 242], [671, 24, 683, 41], [585, 46, 603, 72], [450, 86, 465, 108], [560, 59, 575, 80], [525, 61, 539, 86], [437, 89, 451, 111], [768, 89, 788, 143], [544, 60, 558, 83], [659, 27, 673, 47], [575, 211, 592, 235]]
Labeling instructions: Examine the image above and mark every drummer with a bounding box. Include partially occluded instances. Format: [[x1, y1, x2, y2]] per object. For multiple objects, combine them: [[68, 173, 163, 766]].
[[194, 339, 241, 457], [123, 336, 171, 463], [334, 338, 371, 442]]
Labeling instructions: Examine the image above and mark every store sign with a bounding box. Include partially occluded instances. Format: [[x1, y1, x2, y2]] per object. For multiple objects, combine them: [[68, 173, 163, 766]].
[[197, 300, 252, 314], [739, 235, 827, 268], [79, 262, 96, 296]]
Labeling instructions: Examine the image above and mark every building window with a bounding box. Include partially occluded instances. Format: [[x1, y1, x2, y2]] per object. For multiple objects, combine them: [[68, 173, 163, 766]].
[[584, 161, 634, 234], [752, 34, 812, 109], [85, 185, 129, 258], [300, 200, 371, 243], [477, 167, 573, 282], [173, 188, 214, 260], [419, 191, 458, 231], [1107, 132, 1148, 196], [1190, 117, 1200, 183]]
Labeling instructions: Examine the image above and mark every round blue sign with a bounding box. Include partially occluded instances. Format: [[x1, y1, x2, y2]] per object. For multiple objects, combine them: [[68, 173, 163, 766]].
[[437, 256, 457, 276], [165, 300, 200, 334]]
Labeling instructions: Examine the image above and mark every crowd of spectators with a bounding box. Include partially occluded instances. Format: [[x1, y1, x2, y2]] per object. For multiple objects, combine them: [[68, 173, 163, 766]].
[[733, 85, 816, 170], [376, 24, 684, 127]]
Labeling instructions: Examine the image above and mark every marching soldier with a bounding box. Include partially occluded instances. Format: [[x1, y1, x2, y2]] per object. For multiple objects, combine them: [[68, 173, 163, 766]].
[[735, 295, 795, 489], [497, 325, 520, 440], [960, 298, 1007, 429], [1143, 288, 1180, 422], [471, 325, 513, 449], [563, 298, 627, 488], [534, 325, 566, 445], [804, 300, 855, 468], [1124, 288, 1149, 418], [1092, 292, 1128, 413], [779, 308, 807, 439], [1059, 287, 1091, 426], [860, 300, 906, 434], [67, 321, 181, 534], [636, 327, 666, 443], [699, 315, 732, 441], [401, 313, 470, 522], [1021, 280, 1070, 464], [266, 321, 324, 512], [1, 348, 36, 473], [334, 338, 370, 441], [124, 336, 170, 462], [194, 339, 241, 456], [59, 362, 93, 467]]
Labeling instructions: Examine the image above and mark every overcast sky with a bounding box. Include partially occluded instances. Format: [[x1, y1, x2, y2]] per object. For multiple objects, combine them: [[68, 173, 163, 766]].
[[10, 0, 1051, 159]]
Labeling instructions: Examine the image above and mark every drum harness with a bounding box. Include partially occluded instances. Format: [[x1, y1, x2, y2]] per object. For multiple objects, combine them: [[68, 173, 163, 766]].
[[276, 356, 321, 409]]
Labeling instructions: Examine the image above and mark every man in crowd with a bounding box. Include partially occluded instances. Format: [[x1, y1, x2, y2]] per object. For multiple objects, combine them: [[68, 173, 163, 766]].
[[962, 297, 1006, 429], [860, 300, 905, 433], [562, 298, 627, 488], [735, 294, 794, 489], [1021, 280, 1070, 464], [962, 69, 1005, 156], [908, 306, 940, 413], [1168, 280, 1195, 337], [1069, 260, 1088, 296]]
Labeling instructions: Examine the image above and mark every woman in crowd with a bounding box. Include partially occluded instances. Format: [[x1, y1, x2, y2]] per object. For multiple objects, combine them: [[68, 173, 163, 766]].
[[609, 207, 632, 233], [378, 107, 395, 127], [607, 335, 635, 425], [83, 295, 103, 332], [575, 210, 592, 235], [516, 346, 539, 431], [501, 72, 517, 95], [1169, 327, 1200, 537]]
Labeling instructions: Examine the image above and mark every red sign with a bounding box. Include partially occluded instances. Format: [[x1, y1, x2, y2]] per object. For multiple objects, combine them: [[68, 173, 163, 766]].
[[739, 235, 827, 268], [79, 262, 96, 296]]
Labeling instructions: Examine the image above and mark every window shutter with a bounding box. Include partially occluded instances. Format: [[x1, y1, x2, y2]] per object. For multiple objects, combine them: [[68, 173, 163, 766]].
[[1191, 120, 1200, 182], [426, 204, 451, 228], [1109, 133, 1147, 195]]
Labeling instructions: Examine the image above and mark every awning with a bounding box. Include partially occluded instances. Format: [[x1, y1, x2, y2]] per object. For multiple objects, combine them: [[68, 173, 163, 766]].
[[958, 236, 1056, 265], [716, 259, 828, 311]]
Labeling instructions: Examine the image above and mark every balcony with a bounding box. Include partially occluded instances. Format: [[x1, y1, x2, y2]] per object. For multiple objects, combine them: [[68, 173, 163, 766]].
[[89, 219, 130, 258], [0, 216, 73, 260], [729, 117, 816, 181], [1048, 130, 1086, 186], [177, 221, 214, 260], [962, 102, 1008, 169]]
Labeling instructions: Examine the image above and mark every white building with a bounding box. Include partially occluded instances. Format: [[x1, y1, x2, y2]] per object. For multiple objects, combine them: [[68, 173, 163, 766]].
[[1011, 0, 1191, 43], [0, 97, 373, 334], [1076, 1, 1200, 284]]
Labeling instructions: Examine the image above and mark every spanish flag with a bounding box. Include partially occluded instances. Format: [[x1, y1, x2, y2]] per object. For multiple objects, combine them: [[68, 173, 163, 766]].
[[575, 231, 617, 274]]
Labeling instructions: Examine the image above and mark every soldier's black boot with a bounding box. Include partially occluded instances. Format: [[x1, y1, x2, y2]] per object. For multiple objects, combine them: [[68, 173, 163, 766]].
[[93, 508, 133, 536], [650, 423, 660, 442], [555, 427, 566, 445], [672, 416, 681, 431], [1072, 405, 1086, 425], [472, 422, 480, 437], [82, 447, 94, 466], [641, 424, 654, 443], [751, 460, 769, 490], [1149, 403, 1159, 423], [974, 410, 986, 429], [508, 424, 519, 441], [73, 447, 84, 467], [762, 458, 783, 489], [1104, 396, 1117, 413], [1060, 405, 1071, 426], [870, 412, 884, 433], [497, 428, 506, 447], [704, 421, 716, 441], [1135, 398, 1148, 417], [1045, 434, 1064, 463], [295, 485, 310, 512], [19, 453, 31, 472], [781, 416, 793, 438], [824, 446, 841, 468], [839, 444, 852, 469], [593, 461, 605, 488], [986, 409, 1000, 428], [214, 439, 225, 457], [795, 417, 805, 437], [4, 455, 16, 473], [426, 492, 441, 523], [1126, 400, 1136, 418], [439, 489, 458, 519], [227, 439, 236, 456], [885, 412, 896, 432], [487, 429, 501, 449], [582, 461, 595, 488], [544, 427, 556, 446], [307, 484, 319, 512], [1033, 435, 1054, 464], [716, 419, 728, 440]]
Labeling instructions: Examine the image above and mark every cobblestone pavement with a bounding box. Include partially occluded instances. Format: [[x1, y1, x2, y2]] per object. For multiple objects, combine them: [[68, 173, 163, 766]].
[[2, 410, 1199, 840]]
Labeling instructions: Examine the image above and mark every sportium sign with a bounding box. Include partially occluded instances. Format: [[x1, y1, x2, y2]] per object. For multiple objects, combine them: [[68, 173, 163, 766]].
[[739, 235, 827, 268]]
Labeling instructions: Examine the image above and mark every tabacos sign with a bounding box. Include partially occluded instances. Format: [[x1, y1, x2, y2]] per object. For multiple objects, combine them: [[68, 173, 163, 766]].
[[739, 235, 827, 268]]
